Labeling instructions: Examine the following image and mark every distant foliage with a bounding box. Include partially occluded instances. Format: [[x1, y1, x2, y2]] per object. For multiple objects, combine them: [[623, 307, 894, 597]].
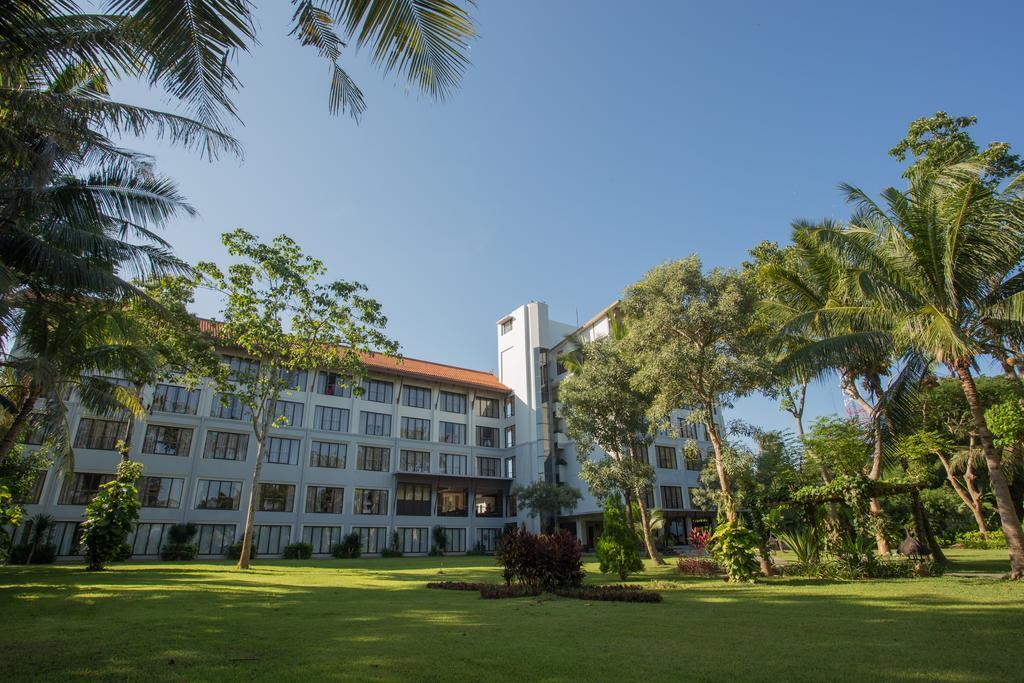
[[956, 531, 1009, 550], [430, 526, 448, 556], [595, 495, 644, 581], [81, 459, 143, 570], [495, 527, 584, 590], [226, 543, 257, 561], [332, 532, 362, 559]]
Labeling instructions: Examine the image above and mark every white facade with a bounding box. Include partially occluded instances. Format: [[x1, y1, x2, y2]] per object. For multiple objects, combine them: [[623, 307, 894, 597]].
[[16, 301, 723, 558]]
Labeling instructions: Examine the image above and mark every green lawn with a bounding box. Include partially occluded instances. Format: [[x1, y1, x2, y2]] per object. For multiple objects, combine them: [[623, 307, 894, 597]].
[[1, 549, 1020, 682]]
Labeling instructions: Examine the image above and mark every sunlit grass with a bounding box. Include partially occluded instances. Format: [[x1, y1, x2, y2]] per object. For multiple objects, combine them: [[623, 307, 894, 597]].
[[1, 549, 1020, 681]]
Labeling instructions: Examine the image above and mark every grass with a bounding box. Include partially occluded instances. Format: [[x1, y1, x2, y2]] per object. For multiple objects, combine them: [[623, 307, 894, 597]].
[[1, 548, 1020, 682]]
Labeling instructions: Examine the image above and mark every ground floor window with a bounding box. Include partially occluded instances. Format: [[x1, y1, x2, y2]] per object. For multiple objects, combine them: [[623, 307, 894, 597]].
[[476, 528, 501, 552], [50, 521, 83, 555], [303, 526, 343, 555], [397, 527, 429, 554], [444, 527, 466, 553], [254, 525, 291, 555], [353, 526, 387, 553], [130, 522, 173, 556], [195, 524, 236, 555]]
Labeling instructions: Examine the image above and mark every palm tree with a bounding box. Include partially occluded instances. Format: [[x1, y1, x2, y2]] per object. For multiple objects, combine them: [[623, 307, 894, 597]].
[[813, 162, 1024, 577]]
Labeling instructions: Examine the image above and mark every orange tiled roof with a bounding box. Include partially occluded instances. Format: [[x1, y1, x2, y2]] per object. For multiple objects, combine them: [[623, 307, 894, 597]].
[[196, 318, 509, 394]]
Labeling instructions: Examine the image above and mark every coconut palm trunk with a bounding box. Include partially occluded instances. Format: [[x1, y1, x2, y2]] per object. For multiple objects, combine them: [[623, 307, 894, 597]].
[[953, 360, 1024, 578], [0, 390, 37, 464]]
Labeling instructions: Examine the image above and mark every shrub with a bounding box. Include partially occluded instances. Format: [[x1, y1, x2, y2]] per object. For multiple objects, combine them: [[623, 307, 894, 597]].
[[80, 459, 143, 570], [8, 542, 56, 564], [465, 541, 487, 556], [479, 584, 543, 599], [425, 581, 485, 591], [677, 556, 719, 577], [596, 494, 644, 581], [495, 527, 585, 590], [380, 548, 403, 558], [160, 523, 198, 561], [226, 542, 257, 561], [709, 520, 760, 583], [688, 527, 710, 556], [778, 527, 821, 573], [956, 530, 1009, 549], [552, 586, 663, 603], [332, 532, 362, 559], [282, 542, 313, 559]]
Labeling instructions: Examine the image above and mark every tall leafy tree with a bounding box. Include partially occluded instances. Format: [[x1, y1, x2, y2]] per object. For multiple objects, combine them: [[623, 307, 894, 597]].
[[198, 229, 397, 569], [559, 335, 664, 564], [621, 256, 768, 523]]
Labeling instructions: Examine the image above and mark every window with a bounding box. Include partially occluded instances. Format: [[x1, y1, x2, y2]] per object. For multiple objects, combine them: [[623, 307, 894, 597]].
[[360, 411, 392, 437], [195, 480, 242, 510], [142, 425, 193, 456], [439, 453, 467, 475], [151, 384, 200, 414], [254, 525, 291, 555], [661, 486, 684, 509], [476, 426, 498, 448], [439, 391, 466, 414], [277, 368, 308, 392], [225, 355, 260, 381], [505, 425, 516, 448], [306, 485, 345, 514], [315, 371, 351, 397], [400, 417, 430, 441], [474, 491, 502, 517], [203, 431, 249, 461], [265, 437, 300, 465], [437, 487, 468, 516], [477, 397, 499, 418], [59, 472, 112, 504], [477, 456, 500, 477], [399, 449, 430, 473], [258, 483, 295, 512], [357, 445, 390, 472], [353, 527, 387, 553], [500, 318, 513, 334], [504, 457, 516, 479], [314, 405, 349, 432], [138, 476, 183, 508], [555, 359, 567, 375], [403, 385, 431, 409], [678, 418, 707, 441], [210, 394, 251, 421], [354, 489, 388, 515], [656, 446, 678, 469], [477, 528, 501, 552], [505, 397, 515, 418], [360, 379, 393, 403], [685, 450, 706, 471], [275, 400, 304, 427], [18, 472, 45, 504], [507, 495, 518, 517], [397, 527, 429, 553], [439, 421, 465, 444], [195, 524, 236, 555], [303, 526, 343, 554], [640, 488, 654, 509], [50, 521, 84, 555], [73, 418, 127, 450], [309, 441, 346, 468], [444, 527, 467, 553], [131, 522, 173, 556], [396, 482, 431, 516]]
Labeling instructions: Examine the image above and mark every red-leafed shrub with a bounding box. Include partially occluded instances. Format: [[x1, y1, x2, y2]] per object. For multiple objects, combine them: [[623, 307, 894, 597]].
[[479, 584, 543, 599], [495, 527, 584, 590], [689, 527, 711, 556], [425, 581, 485, 591], [677, 556, 720, 576], [553, 586, 663, 603]]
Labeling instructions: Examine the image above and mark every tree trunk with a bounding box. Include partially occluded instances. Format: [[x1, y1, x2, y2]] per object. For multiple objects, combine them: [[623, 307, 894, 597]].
[[634, 495, 665, 565], [0, 390, 37, 465], [624, 490, 635, 531], [910, 488, 945, 563], [936, 451, 987, 536], [867, 419, 890, 555], [237, 437, 266, 570], [704, 415, 736, 523], [953, 360, 1024, 579]]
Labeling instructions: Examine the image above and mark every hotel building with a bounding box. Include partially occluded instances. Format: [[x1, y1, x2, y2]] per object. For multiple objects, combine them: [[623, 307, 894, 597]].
[[15, 301, 721, 558]]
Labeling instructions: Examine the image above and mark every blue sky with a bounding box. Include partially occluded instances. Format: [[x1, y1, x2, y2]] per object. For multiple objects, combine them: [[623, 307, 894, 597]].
[[114, 1, 1024, 434]]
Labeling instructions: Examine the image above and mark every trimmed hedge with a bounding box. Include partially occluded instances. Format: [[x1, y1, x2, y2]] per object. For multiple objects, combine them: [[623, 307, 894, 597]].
[[479, 584, 543, 599], [553, 586, 663, 603], [425, 581, 485, 591], [282, 542, 313, 559]]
